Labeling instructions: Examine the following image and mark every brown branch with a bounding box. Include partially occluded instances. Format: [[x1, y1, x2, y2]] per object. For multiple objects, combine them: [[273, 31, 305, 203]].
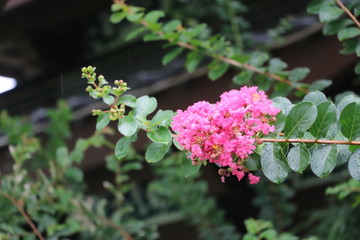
[[136, 12, 308, 94], [72, 199, 134, 240], [261, 138, 360, 145], [176, 35, 308, 93], [336, 0, 360, 28], [0, 190, 45, 240], [99, 215, 134, 240]]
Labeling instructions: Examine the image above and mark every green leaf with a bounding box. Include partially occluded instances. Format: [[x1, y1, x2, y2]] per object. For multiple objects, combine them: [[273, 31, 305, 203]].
[[261, 143, 289, 184], [310, 144, 337, 178], [103, 95, 114, 105], [162, 47, 184, 65], [233, 70, 253, 85], [337, 94, 360, 118], [268, 58, 288, 73], [185, 51, 204, 73], [260, 229, 277, 239], [340, 102, 360, 140], [244, 218, 273, 234], [147, 127, 172, 143], [145, 142, 171, 162], [340, 38, 360, 54], [117, 94, 136, 107], [323, 18, 353, 35], [272, 97, 293, 115], [109, 12, 126, 24], [143, 33, 164, 41], [303, 91, 327, 105], [150, 110, 175, 127], [208, 61, 230, 81], [319, 5, 343, 22], [56, 146, 71, 167], [309, 79, 332, 91], [309, 101, 336, 138], [231, 55, 251, 63], [254, 75, 272, 91], [144, 10, 165, 23], [271, 82, 292, 98], [125, 27, 147, 41], [163, 20, 182, 32], [249, 51, 269, 67], [307, 0, 332, 14], [337, 143, 352, 166], [338, 27, 360, 41], [96, 113, 111, 131], [348, 149, 360, 180], [118, 115, 138, 136], [355, 62, 360, 74], [126, 12, 144, 22], [180, 153, 201, 177], [274, 112, 286, 134], [289, 67, 310, 82], [284, 102, 317, 138], [172, 137, 183, 150], [133, 95, 157, 118], [287, 143, 310, 173], [115, 137, 132, 159], [64, 167, 83, 182], [111, 3, 122, 12]]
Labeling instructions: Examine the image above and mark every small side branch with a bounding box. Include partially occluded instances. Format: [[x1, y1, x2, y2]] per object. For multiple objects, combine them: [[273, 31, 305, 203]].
[[261, 138, 360, 145], [99, 215, 134, 240], [0, 190, 45, 240], [336, 0, 360, 28]]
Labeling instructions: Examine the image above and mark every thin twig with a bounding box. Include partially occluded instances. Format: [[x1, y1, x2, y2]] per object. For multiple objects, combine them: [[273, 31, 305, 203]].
[[72, 199, 134, 240], [336, 0, 360, 28], [99, 215, 134, 240], [261, 138, 360, 145], [0, 190, 45, 240]]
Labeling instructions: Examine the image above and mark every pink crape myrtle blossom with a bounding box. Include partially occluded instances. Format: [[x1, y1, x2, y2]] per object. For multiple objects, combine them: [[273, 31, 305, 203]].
[[171, 86, 280, 184]]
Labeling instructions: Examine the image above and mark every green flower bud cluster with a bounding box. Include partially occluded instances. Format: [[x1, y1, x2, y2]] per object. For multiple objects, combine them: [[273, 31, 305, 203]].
[[82, 66, 130, 122], [113, 80, 129, 96], [109, 104, 126, 120]]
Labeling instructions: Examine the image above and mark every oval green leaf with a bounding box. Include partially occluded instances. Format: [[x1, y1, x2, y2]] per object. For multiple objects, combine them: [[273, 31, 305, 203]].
[[115, 137, 132, 159], [118, 115, 138, 136], [260, 143, 289, 184], [310, 144, 337, 178], [340, 102, 360, 140], [96, 113, 111, 131], [150, 110, 175, 127], [309, 101, 336, 139], [287, 143, 310, 173], [134, 95, 157, 117], [348, 149, 360, 180], [208, 61, 230, 81], [147, 127, 172, 144], [303, 91, 327, 105], [145, 142, 171, 162], [283, 102, 317, 138], [162, 47, 184, 65]]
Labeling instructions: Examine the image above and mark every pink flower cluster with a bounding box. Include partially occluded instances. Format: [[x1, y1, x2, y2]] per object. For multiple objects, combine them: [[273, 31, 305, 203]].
[[171, 86, 280, 184]]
